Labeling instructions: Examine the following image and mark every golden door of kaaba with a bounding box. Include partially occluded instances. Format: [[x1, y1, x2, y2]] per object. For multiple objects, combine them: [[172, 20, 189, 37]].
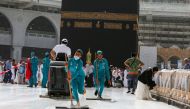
[[60, 0, 139, 67]]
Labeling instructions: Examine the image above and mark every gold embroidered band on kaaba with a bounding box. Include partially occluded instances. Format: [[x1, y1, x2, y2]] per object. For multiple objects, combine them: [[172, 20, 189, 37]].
[[61, 11, 138, 21], [61, 11, 138, 30]]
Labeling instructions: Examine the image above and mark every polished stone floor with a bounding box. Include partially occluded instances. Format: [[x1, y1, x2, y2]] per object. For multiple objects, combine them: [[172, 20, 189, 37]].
[[0, 83, 178, 109]]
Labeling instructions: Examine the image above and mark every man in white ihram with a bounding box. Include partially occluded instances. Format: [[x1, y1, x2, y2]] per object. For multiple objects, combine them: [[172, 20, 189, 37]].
[[50, 38, 71, 61]]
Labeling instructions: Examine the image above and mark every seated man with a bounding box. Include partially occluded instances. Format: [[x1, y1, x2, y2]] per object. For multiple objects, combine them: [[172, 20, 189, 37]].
[[50, 38, 71, 61]]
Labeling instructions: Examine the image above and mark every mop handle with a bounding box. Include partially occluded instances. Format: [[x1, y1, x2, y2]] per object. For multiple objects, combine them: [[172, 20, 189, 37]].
[[68, 78, 73, 105], [95, 53, 99, 84], [65, 54, 73, 105]]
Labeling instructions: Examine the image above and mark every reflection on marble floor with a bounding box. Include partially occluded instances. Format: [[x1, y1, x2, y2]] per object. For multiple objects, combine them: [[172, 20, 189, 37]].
[[0, 83, 178, 109]]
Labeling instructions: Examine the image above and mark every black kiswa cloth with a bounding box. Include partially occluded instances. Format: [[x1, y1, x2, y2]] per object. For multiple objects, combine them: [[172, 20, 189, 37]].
[[56, 106, 89, 109], [138, 68, 156, 90]]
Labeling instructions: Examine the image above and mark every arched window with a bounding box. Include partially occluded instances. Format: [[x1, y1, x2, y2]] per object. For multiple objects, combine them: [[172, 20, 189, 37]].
[[0, 13, 12, 34], [168, 56, 180, 69], [157, 55, 164, 69], [0, 13, 12, 59], [26, 16, 56, 38]]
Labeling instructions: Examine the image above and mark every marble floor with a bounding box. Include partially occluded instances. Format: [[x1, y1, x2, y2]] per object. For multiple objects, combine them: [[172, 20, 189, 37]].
[[0, 83, 179, 109]]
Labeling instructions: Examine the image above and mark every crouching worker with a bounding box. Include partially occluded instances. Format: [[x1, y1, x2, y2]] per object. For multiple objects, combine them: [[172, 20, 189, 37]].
[[68, 49, 86, 107], [135, 67, 158, 100]]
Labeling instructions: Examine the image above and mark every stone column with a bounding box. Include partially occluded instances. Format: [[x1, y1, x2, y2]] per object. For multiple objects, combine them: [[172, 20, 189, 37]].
[[167, 61, 171, 69], [177, 60, 182, 69], [12, 46, 23, 61], [161, 62, 164, 69]]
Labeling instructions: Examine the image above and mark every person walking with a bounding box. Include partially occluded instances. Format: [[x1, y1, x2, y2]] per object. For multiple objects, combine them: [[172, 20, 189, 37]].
[[124, 52, 144, 94]]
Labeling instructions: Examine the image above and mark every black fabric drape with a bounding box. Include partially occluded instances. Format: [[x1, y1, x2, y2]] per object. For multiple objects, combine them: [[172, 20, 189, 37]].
[[138, 69, 156, 90]]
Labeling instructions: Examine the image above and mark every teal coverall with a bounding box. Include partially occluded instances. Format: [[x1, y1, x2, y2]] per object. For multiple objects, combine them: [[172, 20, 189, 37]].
[[93, 58, 110, 96], [68, 58, 85, 102], [42, 56, 50, 88], [30, 52, 39, 87]]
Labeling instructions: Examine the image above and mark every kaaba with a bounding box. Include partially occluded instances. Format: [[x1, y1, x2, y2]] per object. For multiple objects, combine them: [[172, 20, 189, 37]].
[[60, 0, 139, 67]]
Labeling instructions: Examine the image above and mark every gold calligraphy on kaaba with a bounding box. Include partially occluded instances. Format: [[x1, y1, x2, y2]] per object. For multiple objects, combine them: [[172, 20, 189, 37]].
[[104, 23, 122, 30], [74, 22, 92, 28], [61, 11, 137, 21], [61, 11, 138, 30]]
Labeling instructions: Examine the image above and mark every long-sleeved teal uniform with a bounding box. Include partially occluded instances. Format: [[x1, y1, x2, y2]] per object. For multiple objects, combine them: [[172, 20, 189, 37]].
[[30, 54, 39, 87], [93, 58, 110, 96], [68, 58, 85, 102], [42, 56, 50, 88]]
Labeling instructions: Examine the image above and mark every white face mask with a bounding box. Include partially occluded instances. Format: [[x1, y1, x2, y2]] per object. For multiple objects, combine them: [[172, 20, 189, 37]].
[[74, 56, 80, 60]]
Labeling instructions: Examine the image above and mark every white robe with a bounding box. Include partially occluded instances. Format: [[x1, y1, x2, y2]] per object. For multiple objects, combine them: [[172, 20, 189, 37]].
[[123, 69, 128, 88], [135, 81, 152, 100], [37, 64, 43, 83], [84, 64, 94, 77], [11, 64, 18, 83]]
